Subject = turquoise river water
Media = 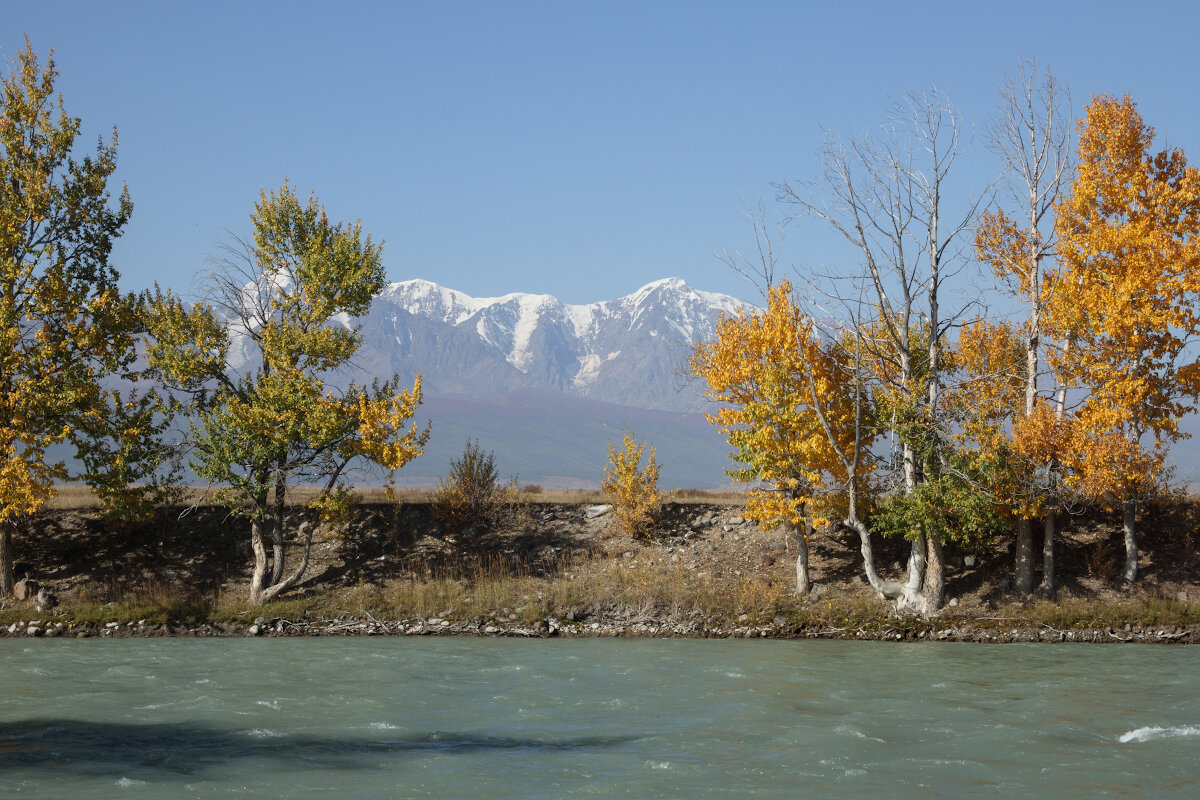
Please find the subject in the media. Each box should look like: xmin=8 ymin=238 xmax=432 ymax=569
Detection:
xmin=0 ymin=638 xmax=1197 ymax=798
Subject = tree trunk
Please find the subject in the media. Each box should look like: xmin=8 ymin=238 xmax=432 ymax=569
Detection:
xmin=793 ymin=522 xmax=810 ymax=596
xmin=0 ymin=521 xmax=15 ymax=597
xmin=270 ymin=475 xmax=287 ymax=586
xmin=1015 ymin=517 xmax=1034 ymax=595
xmin=1122 ymin=499 xmax=1138 ymax=583
xmin=249 ymin=517 xmax=271 ymax=605
xmin=905 ymin=534 xmax=926 ymax=596
xmin=258 ymin=522 xmax=316 ymax=604
xmin=1040 ymin=514 xmax=1056 ymax=597
xmin=921 ymin=534 xmax=945 ymax=610
xmin=847 ymin=517 xmax=926 ymax=613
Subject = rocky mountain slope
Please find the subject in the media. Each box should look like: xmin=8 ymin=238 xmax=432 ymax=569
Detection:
xmin=327 ymin=277 xmax=747 ymax=413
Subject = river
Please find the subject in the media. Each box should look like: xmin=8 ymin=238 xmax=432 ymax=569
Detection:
xmin=1 ymin=638 xmax=1197 ymax=798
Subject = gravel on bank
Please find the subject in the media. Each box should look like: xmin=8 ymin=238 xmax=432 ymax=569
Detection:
xmin=3 ymin=614 xmax=1196 ymax=644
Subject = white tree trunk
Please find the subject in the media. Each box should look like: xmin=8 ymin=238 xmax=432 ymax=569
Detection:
xmin=847 ymin=518 xmax=929 ymax=615
xmin=1122 ymin=499 xmax=1138 ymax=583
xmin=249 ymin=517 xmax=271 ymax=605
xmin=793 ymin=523 xmax=810 ymax=596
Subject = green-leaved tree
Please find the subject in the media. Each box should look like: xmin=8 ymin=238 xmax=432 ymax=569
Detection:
xmin=145 ymin=183 xmax=429 ymax=604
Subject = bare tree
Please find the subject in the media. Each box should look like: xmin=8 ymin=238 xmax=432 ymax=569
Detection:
xmin=979 ymin=58 xmax=1073 ymax=595
xmin=776 ymin=88 xmax=986 ymax=613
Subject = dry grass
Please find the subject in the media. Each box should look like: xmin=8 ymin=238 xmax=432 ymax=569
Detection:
xmin=44 ymin=485 xmax=215 ymax=510
xmin=8 ymin=554 xmax=1200 ymax=634
xmin=41 ymin=484 xmax=746 ymax=510
xmin=974 ymin=592 xmax=1200 ymax=631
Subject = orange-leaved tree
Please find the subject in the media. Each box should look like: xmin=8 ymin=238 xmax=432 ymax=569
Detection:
xmin=1048 ymin=94 xmax=1200 ymax=582
xmin=690 ymin=280 xmax=867 ymax=594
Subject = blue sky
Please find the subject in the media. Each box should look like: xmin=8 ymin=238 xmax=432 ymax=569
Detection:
xmin=6 ymin=1 xmax=1200 ymax=304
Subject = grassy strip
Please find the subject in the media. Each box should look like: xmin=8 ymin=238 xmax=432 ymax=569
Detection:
xmin=5 ymin=553 xmax=1198 ymax=634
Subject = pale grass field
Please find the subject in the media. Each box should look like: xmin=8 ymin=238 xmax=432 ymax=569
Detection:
xmin=43 ymin=484 xmax=745 ymax=510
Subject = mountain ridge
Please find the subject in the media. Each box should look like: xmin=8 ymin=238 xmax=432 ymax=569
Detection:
xmin=334 ymin=276 xmax=750 ymax=412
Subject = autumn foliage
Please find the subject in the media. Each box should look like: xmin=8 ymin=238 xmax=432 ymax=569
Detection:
xmin=602 ymin=430 xmax=671 ymax=540
xmin=690 ymin=280 xmax=864 ymax=532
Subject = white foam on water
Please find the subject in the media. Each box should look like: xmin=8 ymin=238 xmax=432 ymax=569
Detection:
xmin=370 ymin=721 xmax=400 ymax=730
xmin=725 ymin=671 xmax=745 ymax=679
xmin=243 ymin=728 xmax=285 ymax=738
xmin=116 ymin=777 xmax=147 ymax=787
xmin=646 ymin=761 xmax=671 ymax=770
xmin=255 ymin=699 xmax=281 ymax=710
xmin=835 ymin=724 xmax=885 ymax=743
xmin=1119 ymin=725 xmax=1200 ymax=743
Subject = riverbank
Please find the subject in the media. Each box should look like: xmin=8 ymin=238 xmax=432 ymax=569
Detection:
xmin=2 ymin=497 xmax=1199 ymax=642
xmin=5 ymin=612 xmax=1198 ymax=643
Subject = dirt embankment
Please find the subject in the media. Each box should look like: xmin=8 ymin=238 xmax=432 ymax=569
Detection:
xmin=2 ymin=499 xmax=1199 ymax=642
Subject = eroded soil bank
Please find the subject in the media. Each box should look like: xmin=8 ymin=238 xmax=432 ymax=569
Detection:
xmin=2 ymin=499 xmax=1199 ymax=642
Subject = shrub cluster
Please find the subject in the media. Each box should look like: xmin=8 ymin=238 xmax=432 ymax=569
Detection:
xmin=430 ymin=440 xmax=521 ymax=539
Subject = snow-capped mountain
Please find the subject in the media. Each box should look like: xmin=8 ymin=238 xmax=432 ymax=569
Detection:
xmin=340 ymin=277 xmax=749 ymax=412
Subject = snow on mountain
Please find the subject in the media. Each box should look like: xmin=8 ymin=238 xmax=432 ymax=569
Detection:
xmin=342 ymin=277 xmax=750 ymax=411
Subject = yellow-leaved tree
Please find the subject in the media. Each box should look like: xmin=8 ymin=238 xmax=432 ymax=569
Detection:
xmin=144 ymin=183 xmax=429 ymax=604
xmin=690 ymin=280 xmax=865 ymax=594
xmin=601 ymin=430 xmax=669 ymax=541
xmin=0 ymin=40 xmax=135 ymax=595
xmin=1048 ymin=94 xmax=1200 ymax=582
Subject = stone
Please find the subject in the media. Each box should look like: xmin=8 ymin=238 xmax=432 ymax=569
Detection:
xmin=773 ymin=615 xmax=787 ymax=627
xmin=26 ymin=626 xmax=43 ymax=637
xmin=728 ymin=516 xmax=744 ymax=525
xmin=584 ymin=505 xmax=612 ymax=519
xmin=623 ymin=551 xmax=634 ymax=559
xmin=483 ymin=625 xmax=500 ymax=634
xmin=809 ymin=585 xmax=822 ymax=601
xmin=254 ymin=616 xmax=267 ymax=626
xmin=13 ymin=578 xmax=39 ymax=602
xmin=1178 ymin=590 xmax=1189 ymax=602
xmin=35 ymin=589 xmax=57 ymax=612
xmin=963 ymin=555 xmax=977 ymax=568
xmin=948 ymin=597 xmax=959 ymax=607
xmin=247 ymin=625 xmax=262 ymax=636
xmin=565 ymin=610 xmax=576 ymax=621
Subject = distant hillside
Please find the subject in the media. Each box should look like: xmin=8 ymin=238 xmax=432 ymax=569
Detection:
xmin=398 ymin=390 xmax=739 ymax=490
